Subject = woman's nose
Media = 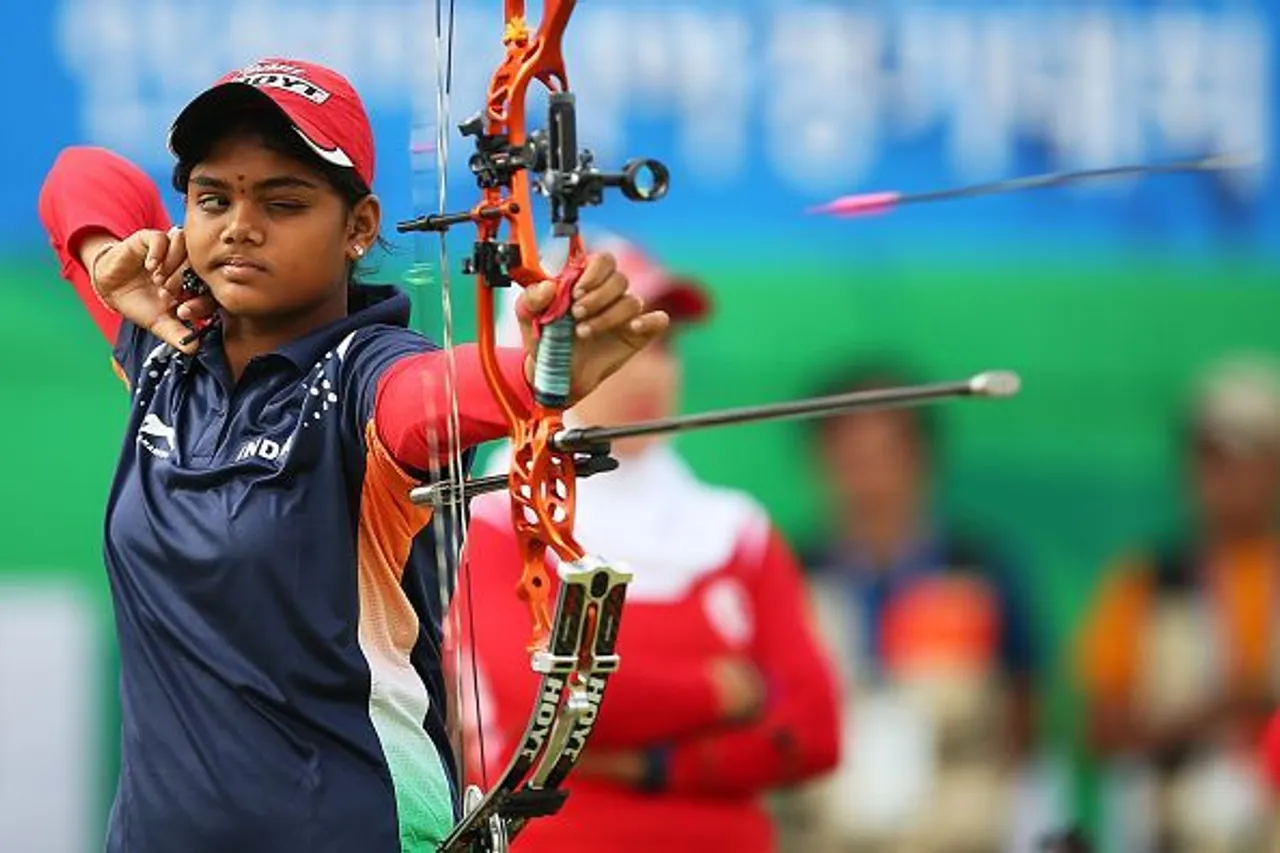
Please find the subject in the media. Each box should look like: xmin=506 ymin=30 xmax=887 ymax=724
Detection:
xmin=222 ymin=201 xmax=265 ymax=245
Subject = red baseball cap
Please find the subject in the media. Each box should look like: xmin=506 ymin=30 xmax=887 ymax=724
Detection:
xmin=495 ymin=230 xmax=712 ymax=347
xmin=539 ymin=229 xmax=712 ymax=323
xmin=168 ymin=58 xmax=375 ymax=188
xmin=597 ymin=234 xmax=712 ymax=324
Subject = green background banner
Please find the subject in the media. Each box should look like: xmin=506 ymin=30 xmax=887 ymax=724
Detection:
xmin=4 ymin=251 xmax=1278 ymax=844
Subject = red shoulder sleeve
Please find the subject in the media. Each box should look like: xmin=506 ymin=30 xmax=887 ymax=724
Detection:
xmin=37 ymin=146 xmax=173 ymax=342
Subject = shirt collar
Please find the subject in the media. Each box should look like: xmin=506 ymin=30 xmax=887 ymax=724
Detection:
xmin=274 ymin=284 xmax=412 ymax=369
xmin=182 ymin=284 xmax=414 ymax=382
xmin=180 ymin=283 xmax=411 ymax=374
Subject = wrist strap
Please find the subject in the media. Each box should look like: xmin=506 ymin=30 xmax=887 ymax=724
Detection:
xmin=639 ymin=747 xmax=670 ymax=794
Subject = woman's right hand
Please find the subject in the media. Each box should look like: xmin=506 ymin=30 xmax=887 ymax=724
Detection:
xmin=81 ymin=228 xmax=218 ymax=354
xmin=710 ymin=656 xmax=767 ymax=724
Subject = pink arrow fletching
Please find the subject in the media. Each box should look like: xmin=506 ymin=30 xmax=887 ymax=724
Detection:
xmin=808 ymin=190 xmax=902 ymax=218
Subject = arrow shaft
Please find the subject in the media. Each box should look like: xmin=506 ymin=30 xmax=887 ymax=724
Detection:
xmin=812 ymin=152 xmax=1251 ymax=218
xmin=894 ymin=156 xmax=1229 ymax=207
xmin=553 ymin=373 xmax=1012 ymax=451
xmin=410 ymin=372 xmax=1018 ymax=507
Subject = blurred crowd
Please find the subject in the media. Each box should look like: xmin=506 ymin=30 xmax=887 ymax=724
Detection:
xmin=460 ymin=232 xmax=1280 ymax=853
xmin=783 ymin=348 xmax=1280 ymax=853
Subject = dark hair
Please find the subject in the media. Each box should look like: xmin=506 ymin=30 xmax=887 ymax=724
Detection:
xmin=807 ymin=358 xmax=939 ymax=457
xmin=170 ymin=101 xmax=389 ymax=284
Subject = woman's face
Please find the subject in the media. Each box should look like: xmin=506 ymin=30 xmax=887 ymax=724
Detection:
xmin=1190 ymin=435 xmax=1280 ymax=537
xmin=183 ymin=133 xmax=377 ymax=323
xmin=820 ymin=410 xmax=924 ymax=520
xmin=571 ymin=330 xmax=681 ymax=457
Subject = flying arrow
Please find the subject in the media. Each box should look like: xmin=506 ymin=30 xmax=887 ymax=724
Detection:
xmin=808 ymin=151 xmax=1258 ymax=218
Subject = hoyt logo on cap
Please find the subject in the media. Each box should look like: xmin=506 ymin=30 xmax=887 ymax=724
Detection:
xmin=169 ymin=57 xmax=376 ymax=188
xmin=227 ymin=61 xmax=334 ymax=105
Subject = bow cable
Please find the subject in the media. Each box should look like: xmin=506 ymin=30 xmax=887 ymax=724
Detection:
xmin=406 ymin=0 xmax=487 ymax=795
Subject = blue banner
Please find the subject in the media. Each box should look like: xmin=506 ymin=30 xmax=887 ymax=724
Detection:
xmin=4 ymin=0 xmax=1277 ymax=259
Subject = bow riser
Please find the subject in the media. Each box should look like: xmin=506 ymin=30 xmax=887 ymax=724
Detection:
xmin=465 ymin=1 xmax=591 ymax=652
xmin=508 ymin=418 xmax=587 ymax=650
xmin=484 ymin=2 xmax=578 ymax=289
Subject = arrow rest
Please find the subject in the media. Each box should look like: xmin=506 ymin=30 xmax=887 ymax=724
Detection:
xmin=409 ymin=444 xmax=618 ymax=509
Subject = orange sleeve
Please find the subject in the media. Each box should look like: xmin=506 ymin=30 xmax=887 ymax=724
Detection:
xmin=1074 ymin=556 xmax=1152 ymax=702
xmin=1213 ymin=545 xmax=1276 ymax=690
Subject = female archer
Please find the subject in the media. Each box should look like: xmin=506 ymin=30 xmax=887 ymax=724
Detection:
xmin=36 ymin=57 xmax=666 ymax=853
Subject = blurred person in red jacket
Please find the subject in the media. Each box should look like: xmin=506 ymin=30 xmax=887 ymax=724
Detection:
xmin=447 ymin=231 xmax=841 ymax=853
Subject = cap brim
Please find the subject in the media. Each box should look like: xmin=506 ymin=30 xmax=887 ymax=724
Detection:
xmin=168 ymin=82 xmax=354 ymax=171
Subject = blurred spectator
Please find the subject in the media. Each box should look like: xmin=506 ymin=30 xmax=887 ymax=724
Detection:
xmin=447 ymin=232 xmax=841 ymax=853
xmin=783 ymin=363 xmax=1046 ymax=853
xmin=1075 ymin=354 xmax=1280 ymax=853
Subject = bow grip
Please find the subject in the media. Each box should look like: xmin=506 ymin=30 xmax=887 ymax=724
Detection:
xmin=530 ymin=255 xmax=586 ymax=408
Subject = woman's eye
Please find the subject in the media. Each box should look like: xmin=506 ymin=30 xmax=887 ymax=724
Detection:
xmin=267 ymin=200 xmax=307 ymax=212
xmin=196 ymin=195 xmax=228 ymax=212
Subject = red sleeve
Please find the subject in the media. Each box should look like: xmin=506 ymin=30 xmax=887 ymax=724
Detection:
xmin=373 ymin=344 xmax=534 ymax=470
xmin=1262 ymin=710 xmax=1280 ymax=791
xmin=662 ymin=526 xmax=842 ymax=796
xmin=37 ymin=146 xmax=173 ymax=342
xmin=579 ymin=657 xmax=723 ymax=749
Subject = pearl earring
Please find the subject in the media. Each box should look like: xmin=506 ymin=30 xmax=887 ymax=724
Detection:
xmin=353 ymin=244 xmax=365 ymax=258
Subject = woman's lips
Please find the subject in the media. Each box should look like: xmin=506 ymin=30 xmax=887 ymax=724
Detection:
xmin=215 ymin=258 xmax=267 ymax=283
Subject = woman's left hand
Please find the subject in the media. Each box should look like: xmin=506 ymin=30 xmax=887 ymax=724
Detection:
xmin=574 ymin=749 xmax=647 ymax=786
xmin=515 ymin=252 xmax=670 ymax=402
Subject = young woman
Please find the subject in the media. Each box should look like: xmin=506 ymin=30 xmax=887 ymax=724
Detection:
xmin=450 ymin=233 xmax=841 ymax=853
xmin=37 ymin=58 xmax=667 ymax=853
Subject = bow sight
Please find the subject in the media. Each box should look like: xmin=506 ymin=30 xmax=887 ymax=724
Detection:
xmin=396 ymin=92 xmax=670 ymax=288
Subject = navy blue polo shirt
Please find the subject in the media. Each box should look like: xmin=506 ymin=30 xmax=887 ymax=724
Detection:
xmin=103 ymin=284 xmax=462 ymax=853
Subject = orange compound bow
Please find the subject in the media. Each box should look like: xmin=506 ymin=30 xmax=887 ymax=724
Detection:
xmin=397 ymin=3 xmax=668 ymax=850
